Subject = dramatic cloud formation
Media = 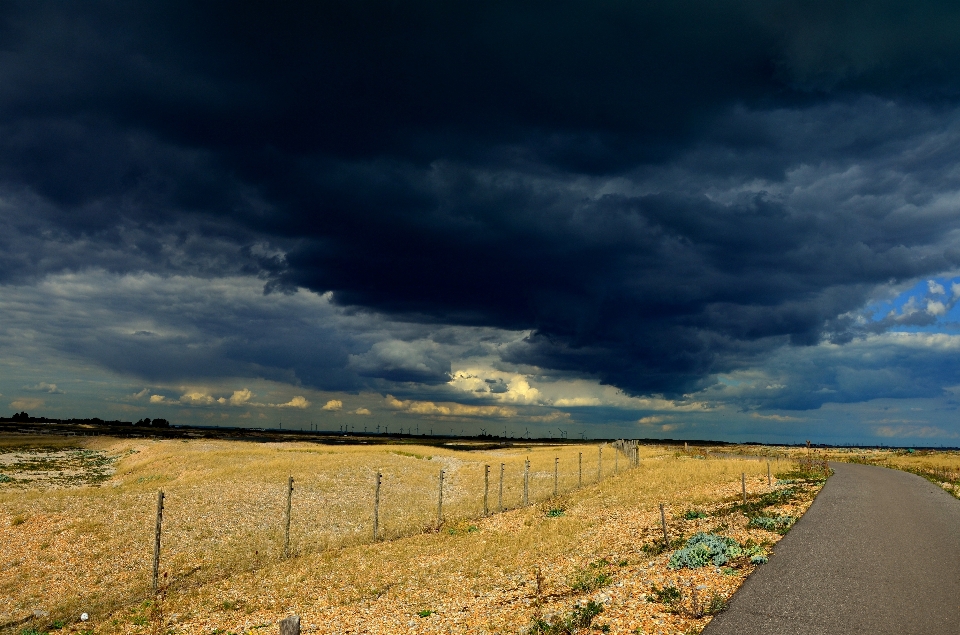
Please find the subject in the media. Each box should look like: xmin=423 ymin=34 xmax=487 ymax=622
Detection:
xmin=5 ymin=1 xmax=960 ymax=443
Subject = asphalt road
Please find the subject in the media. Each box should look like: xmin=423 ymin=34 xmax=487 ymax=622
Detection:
xmin=703 ymin=462 xmax=960 ymax=634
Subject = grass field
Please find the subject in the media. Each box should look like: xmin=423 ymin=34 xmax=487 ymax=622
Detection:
xmin=1 ymin=435 xmax=826 ymax=634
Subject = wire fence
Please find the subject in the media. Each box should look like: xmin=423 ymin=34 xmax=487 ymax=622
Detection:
xmin=149 ymin=441 xmax=641 ymax=591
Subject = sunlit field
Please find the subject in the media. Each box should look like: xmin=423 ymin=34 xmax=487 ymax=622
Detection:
xmin=713 ymin=443 xmax=960 ymax=498
xmin=1 ymin=435 xmax=825 ymax=634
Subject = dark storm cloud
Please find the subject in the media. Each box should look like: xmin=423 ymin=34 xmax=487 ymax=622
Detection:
xmin=5 ymin=1 xmax=960 ymax=402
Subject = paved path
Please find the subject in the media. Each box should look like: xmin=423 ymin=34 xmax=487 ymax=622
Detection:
xmin=703 ymin=462 xmax=960 ymax=634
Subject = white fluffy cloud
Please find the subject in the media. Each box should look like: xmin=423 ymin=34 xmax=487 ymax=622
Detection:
xmin=276 ymin=396 xmax=310 ymax=409
xmin=385 ymin=394 xmax=516 ymax=418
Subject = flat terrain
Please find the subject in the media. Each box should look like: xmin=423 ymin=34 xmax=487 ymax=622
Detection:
xmin=705 ymin=462 xmax=960 ymax=634
xmin=0 ymin=435 xmax=823 ymax=634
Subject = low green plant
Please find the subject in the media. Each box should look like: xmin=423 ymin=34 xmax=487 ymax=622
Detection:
xmin=646 ymin=584 xmax=727 ymax=618
xmin=568 ymin=559 xmax=612 ymax=592
xmin=705 ymin=593 xmax=728 ymax=615
xmin=748 ymin=515 xmax=794 ymax=532
xmin=527 ymin=600 xmax=604 ymax=634
xmin=683 ymin=509 xmax=707 ymax=519
xmin=736 ymin=487 xmax=796 ymax=516
xmin=645 ymin=584 xmax=681 ymax=606
xmin=641 ymin=535 xmax=685 ymax=556
xmin=417 ymin=609 xmax=434 ymax=617
xmin=446 ymin=524 xmax=479 ymax=535
xmin=546 ymin=508 xmax=566 ymax=517
xmin=668 ymin=533 xmax=742 ymax=569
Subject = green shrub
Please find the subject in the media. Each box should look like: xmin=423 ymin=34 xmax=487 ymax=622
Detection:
xmin=527 ymin=600 xmax=603 ymax=634
xmin=546 ymin=508 xmax=566 ymax=517
xmin=748 ymin=515 xmax=794 ymax=532
xmin=568 ymin=559 xmax=612 ymax=592
xmin=683 ymin=509 xmax=707 ymax=519
xmin=669 ymin=533 xmax=742 ymax=569
xmin=645 ymin=584 xmax=681 ymax=605
xmin=706 ymin=593 xmax=728 ymax=614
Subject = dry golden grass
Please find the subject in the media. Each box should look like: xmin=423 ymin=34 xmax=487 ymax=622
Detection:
xmin=0 ymin=437 xmax=820 ymax=634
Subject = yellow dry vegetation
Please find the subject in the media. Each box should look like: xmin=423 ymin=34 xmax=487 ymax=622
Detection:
xmin=0 ymin=436 xmax=817 ymax=634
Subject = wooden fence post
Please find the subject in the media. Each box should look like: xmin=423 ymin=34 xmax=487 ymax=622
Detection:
xmin=615 ymin=445 xmax=619 ymax=473
xmin=578 ymin=452 xmax=582 ymax=487
xmin=523 ymin=459 xmax=530 ymax=506
xmin=554 ymin=457 xmax=559 ymax=497
xmin=284 ymin=476 xmax=294 ymax=558
xmin=152 ymin=490 xmax=164 ymax=592
xmin=660 ymin=502 xmax=668 ymax=545
xmin=279 ymin=615 xmax=300 ymax=635
xmin=598 ymin=445 xmax=602 ymax=482
xmin=373 ymin=471 xmax=381 ymax=541
xmin=767 ymin=461 xmax=772 ymax=487
xmin=499 ymin=463 xmax=504 ymax=512
xmin=741 ymin=472 xmax=747 ymax=505
xmin=484 ymin=464 xmax=490 ymax=516
xmin=437 ymin=469 xmax=445 ymax=527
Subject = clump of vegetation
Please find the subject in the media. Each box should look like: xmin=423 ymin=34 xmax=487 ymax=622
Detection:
xmin=546 ymin=508 xmax=566 ymax=517
xmin=735 ymin=486 xmax=796 ymax=517
xmin=527 ymin=600 xmax=604 ymax=634
xmin=683 ymin=509 xmax=707 ymax=519
xmin=646 ymin=584 xmax=681 ymax=605
xmin=748 ymin=515 xmax=794 ymax=532
xmin=645 ymin=584 xmax=727 ymax=618
xmin=669 ymin=533 xmax=741 ymax=569
xmin=417 ymin=609 xmax=434 ymax=617
xmin=568 ymin=559 xmax=612 ymax=592
xmin=785 ymin=455 xmax=831 ymax=481
xmin=446 ymin=521 xmax=480 ymax=535
xmin=389 ymin=450 xmax=431 ymax=460
xmin=641 ymin=535 xmax=685 ymax=556
xmin=668 ymin=533 xmax=767 ymax=569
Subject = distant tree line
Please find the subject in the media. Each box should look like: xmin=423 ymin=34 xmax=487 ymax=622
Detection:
xmin=6 ymin=412 xmax=170 ymax=427
xmin=135 ymin=417 xmax=170 ymax=428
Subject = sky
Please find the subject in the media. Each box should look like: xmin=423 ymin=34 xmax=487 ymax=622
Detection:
xmin=5 ymin=2 xmax=960 ymax=445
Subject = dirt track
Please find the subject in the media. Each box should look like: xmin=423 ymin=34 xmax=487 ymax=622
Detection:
xmin=704 ymin=462 xmax=960 ymax=634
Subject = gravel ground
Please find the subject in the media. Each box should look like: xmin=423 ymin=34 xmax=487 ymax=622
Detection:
xmin=0 ymin=438 xmax=825 ymax=635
